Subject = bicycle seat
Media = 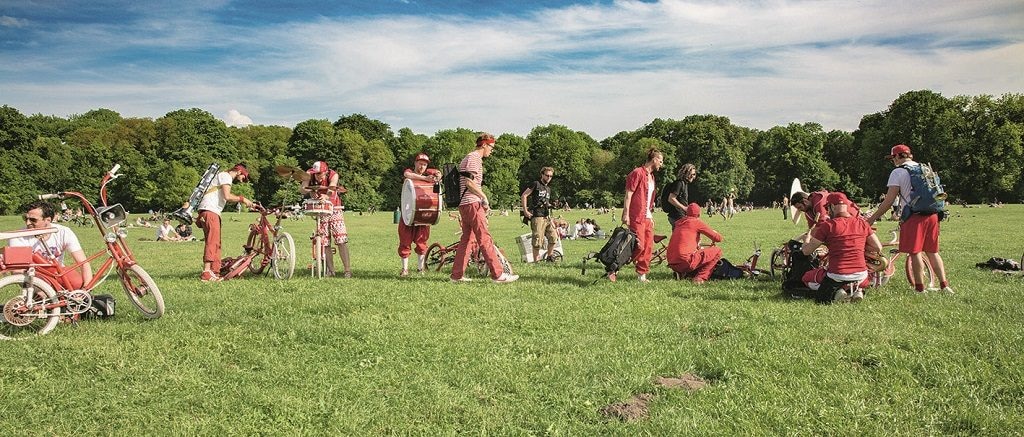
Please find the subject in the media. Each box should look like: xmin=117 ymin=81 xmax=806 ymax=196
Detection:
xmin=653 ymin=234 xmax=667 ymax=244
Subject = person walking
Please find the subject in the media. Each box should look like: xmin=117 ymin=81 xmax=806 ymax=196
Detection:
xmin=616 ymin=148 xmax=663 ymax=282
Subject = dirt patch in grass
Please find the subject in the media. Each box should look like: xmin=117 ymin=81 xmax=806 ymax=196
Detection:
xmin=655 ymin=373 xmax=708 ymax=391
xmin=599 ymin=393 xmax=654 ymax=422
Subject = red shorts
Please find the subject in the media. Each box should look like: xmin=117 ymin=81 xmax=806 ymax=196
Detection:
xmin=899 ymin=213 xmax=940 ymax=254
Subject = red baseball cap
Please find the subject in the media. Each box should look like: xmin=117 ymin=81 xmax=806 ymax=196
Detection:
xmin=686 ymin=203 xmax=701 ymax=217
xmin=414 ymin=153 xmax=430 ymax=163
xmin=887 ymin=144 xmax=911 ymax=158
xmin=826 ymin=192 xmax=851 ymax=206
xmin=307 ymin=161 xmax=329 ymax=174
xmin=232 ymin=164 xmax=249 ymax=181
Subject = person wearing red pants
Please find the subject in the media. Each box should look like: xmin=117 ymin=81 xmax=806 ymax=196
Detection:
xmin=617 ymin=148 xmax=663 ymax=282
xmin=196 ymin=163 xmax=253 ymax=282
xmin=667 ymin=203 xmax=723 ymax=284
xmin=449 ymin=132 xmax=519 ymax=284
xmin=398 ymin=153 xmax=441 ymax=276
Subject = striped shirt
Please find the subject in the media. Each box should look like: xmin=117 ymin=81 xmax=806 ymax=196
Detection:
xmin=458 ymin=151 xmax=484 ymax=206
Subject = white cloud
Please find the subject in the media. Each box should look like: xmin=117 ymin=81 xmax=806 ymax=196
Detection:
xmin=2 ymin=0 xmax=1022 ymax=139
xmin=0 ymin=15 xmax=28 ymax=28
xmin=224 ymin=109 xmax=253 ymax=127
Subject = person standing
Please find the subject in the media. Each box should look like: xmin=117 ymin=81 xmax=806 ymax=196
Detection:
xmin=866 ymin=144 xmax=952 ymax=294
xmin=663 ymin=163 xmax=697 ymax=229
xmin=667 ymin=203 xmax=722 ymax=284
xmin=782 ymin=194 xmax=790 ymax=220
xmin=617 ymin=148 xmax=663 ymax=283
xmin=197 ymin=163 xmax=254 ymax=282
xmin=802 ymin=192 xmax=883 ymax=303
xmin=398 ymin=153 xmax=441 ymax=276
xmin=450 ymin=132 xmax=518 ymax=284
xmin=10 ymin=200 xmax=92 ymax=289
xmin=302 ymin=161 xmax=352 ymax=278
xmin=520 ymin=167 xmax=558 ymax=263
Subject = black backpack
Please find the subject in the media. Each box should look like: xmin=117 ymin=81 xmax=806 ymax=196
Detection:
xmin=441 ymin=163 xmax=472 ymax=208
xmin=711 ymin=258 xmax=745 ymax=280
xmin=660 ymin=180 xmax=679 ymax=214
xmin=82 ymin=294 xmax=116 ymax=319
xmin=582 ymin=226 xmax=638 ymax=276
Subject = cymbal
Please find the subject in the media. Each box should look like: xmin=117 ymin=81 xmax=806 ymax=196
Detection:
xmin=274 ymin=165 xmax=310 ymax=182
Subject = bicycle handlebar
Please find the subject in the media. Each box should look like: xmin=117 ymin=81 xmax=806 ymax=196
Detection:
xmin=38 ymin=193 xmax=64 ymax=200
xmin=108 ymin=164 xmax=121 ymax=176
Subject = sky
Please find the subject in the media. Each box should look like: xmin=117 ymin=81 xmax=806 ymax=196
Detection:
xmin=1 ymin=0 xmax=1022 ymax=140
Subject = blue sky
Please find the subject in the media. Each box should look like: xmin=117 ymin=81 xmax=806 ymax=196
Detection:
xmin=1 ymin=0 xmax=1022 ymax=139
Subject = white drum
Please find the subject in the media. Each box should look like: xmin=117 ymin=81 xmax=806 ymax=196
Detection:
xmin=302 ymin=199 xmax=334 ymax=216
xmin=400 ymin=179 xmax=441 ymax=226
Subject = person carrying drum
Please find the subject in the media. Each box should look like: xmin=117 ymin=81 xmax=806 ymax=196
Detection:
xmin=398 ymin=153 xmax=441 ymax=276
xmin=520 ymin=166 xmax=557 ymax=263
xmin=301 ymin=161 xmax=352 ymax=278
xmin=449 ymin=132 xmax=518 ymax=284
xmin=197 ymin=163 xmax=254 ymax=282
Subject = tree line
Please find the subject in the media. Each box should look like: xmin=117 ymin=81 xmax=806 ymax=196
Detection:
xmin=1 ymin=90 xmax=1021 ymax=215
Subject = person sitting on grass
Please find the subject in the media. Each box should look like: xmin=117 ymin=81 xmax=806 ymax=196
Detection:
xmin=667 ymin=203 xmax=723 ymax=284
xmin=155 ymin=218 xmax=181 ymax=241
xmin=800 ymin=192 xmax=883 ymax=304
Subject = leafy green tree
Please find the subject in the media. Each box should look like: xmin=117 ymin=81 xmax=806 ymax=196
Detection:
xmin=380 ymin=128 xmax=430 ymax=210
xmin=155 ymin=108 xmax=236 ymax=169
xmin=748 ymin=123 xmax=841 ymax=205
xmin=485 ymin=133 xmax=529 ymax=209
xmin=287 ymin=119 xmax=335 ymax=169
xmin=522 ymin=125 xmax=600 ymax=205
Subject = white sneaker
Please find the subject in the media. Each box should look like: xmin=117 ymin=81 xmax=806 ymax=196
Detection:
xmin=940 ymin=286 xmax=955 ymax=294
xmin=492 ymin=273 xmax=519 ymax=284
xmin=851 ymin=289 xmax=865 ymax=302
xmin=833 ymin=289 xmax=850 ymax=303
xmin=450 ymin=277 xmax=473 ymax=283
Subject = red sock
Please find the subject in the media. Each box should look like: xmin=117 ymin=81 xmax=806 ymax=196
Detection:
xmin=915 ymin=283 xmax=925 ymax=292
xmin=940 ymin=281 xmax=949 ymax=289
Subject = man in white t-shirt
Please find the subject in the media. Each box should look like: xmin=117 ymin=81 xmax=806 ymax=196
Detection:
xmin=197 ymin=163 xmax=254 ymax=282
xmin=9 ymin=201 xmax=92 ymax=289
xmin=156 ymin=219 xmax=180 ymax=241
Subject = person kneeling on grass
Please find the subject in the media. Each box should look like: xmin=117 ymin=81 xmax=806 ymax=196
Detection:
xmin=667 ymin=203 xmax=723 ymax=284
xmin=799 ymin=192 xmax=883 ymax=304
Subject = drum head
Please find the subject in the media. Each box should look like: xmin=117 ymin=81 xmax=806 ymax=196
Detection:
xmin=400 ymin=179 xmax=416 ymax=226
xmin=789 ymin=178 xmax=803 ymax=225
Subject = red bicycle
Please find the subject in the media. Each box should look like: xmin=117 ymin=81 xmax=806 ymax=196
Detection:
xmin=0 ymin=164 xmax=164 ymax=340
xmin=218 ymin=204 xmax=296 ymax=280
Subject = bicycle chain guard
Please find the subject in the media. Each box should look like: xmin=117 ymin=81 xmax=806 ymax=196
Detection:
xmin=63 ymin=290 xmax=93 ymax=315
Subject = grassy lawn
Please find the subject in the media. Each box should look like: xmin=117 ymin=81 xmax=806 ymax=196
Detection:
xmin=1 ymin=205 xmax=1022 ymax=434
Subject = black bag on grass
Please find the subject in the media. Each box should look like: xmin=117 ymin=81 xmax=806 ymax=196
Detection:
xmin=782 ymin=239 xmax=820 ymax=291
xmin=711 ymin=258 xmax=745 ymax=280
xmin=582 ymin=226 xmax=637 ymax=276
xmin=83 ymin=294 xmax=116 ymax=319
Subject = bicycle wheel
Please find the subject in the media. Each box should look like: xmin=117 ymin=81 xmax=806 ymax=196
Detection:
xmin=120 ymin=264 xmax=165 ymax=319
xmin=426 ymin=243 xmax=447 ymax=272
xmin=0 ymin=275 xmax=60 ymax=340
xmin=904 ymin=255 xmax=936 ymax=288
xmin=271 ymin=232 xmax=296 ymax=280
xmin=246 ymin=229 xmax=268 ymax=275
xmin=770 ymin=248 xmax=788 ymax=279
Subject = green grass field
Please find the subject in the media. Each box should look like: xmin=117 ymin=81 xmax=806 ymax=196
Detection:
xmin=2 ymin=205 xmax=1022 ymax=435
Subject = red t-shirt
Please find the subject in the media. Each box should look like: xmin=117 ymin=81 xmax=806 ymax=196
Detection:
xmin=625 ymin=166 xmax=654 ymax=224
xmin=811 ymin=216 xmax=873 ymax=274
xmin=805 ymin=191 xmax=862 ymax=229
xmin=667 ymin=217 xmax=722 ymax=265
